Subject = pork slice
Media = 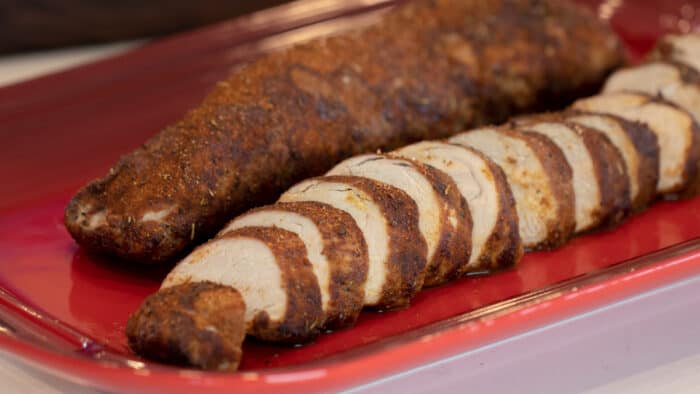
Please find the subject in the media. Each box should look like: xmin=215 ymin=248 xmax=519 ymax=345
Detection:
xmin=566 ymin=113 xmax=660 ymax=211
xmin=162 ymin=226 xmax=323 ymax=343
xmin=394 ymin=141 xmax=521 ymax=272
xmin=516 ymin=120 xmax=630 ymax=232
xmin=279 ymin=176 xmax=427 ymax=309
xmin=566 ymin=121 xmax=631 ymax=226
xmin=222 ymin=201 xmax=368 ymax=328
xmin=327 ymin=154 xmax=472 ymax=286
xmin=572 ymin=92 xmax=700 ymax=195
xmin=652 ymin=33 xmax=700 ymax=73
xmin=450 ymin=128 xmax=575 ymax=248
xmin=603 ymin=62 xmax=700 ymax=122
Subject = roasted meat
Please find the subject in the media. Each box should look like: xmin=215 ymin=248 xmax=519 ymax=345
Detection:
xmin=65 ymin=0 xmax=623 ymax=264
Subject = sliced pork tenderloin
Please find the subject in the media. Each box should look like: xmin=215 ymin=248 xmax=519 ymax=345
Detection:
xmin=162 ymin=226 xmax=323 ymax=343
xmin=279 ymin=176 xmax=427 ymax=309
xmin=572 ymin=92 xmax=700 ymax=196
xmin=393 ymin=142 xmax=522 ymax=272
xmin=512 ymin=119 xmax=630 ymax=231
xmin=603 ymin=62 xmax=700 ymax=121
xmin=450 ymin=128 xmax=575 ymax=248
xmin=565 ymin=121 xmax=631 ymax=226
xmin=326 ymin=154 xmax=472 ymax=286
xmin=651 ymin=33 xmax=700 ymax=73
xmin=565 ymin=113 xmax=660 ymax=211
xmin=221 ymin=202 xmax=368 ymax=328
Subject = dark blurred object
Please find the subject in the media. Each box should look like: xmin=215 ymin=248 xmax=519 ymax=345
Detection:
xmin=0 ymin=0 xmax=292 ymax=54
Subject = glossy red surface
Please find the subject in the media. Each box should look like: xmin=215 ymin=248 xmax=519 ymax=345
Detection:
xmin=2 ymin=0 xmax=700 ymax=392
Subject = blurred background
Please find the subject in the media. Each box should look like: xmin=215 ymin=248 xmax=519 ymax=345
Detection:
xmin=0 ymin=1 xmax=291 ymax=54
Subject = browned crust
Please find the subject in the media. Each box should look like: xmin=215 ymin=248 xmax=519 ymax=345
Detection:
xmin=569 ymin=122 xmax=631 ymax=228
xmin=650 ymin=39 xmax=700 ymax=80
xmin=126 ymin=281 xmax=246 ymax=372
xmin=221 ymin=227 xmax=324 ymax=343
xmin=516 ymin=114 xmax=631 ymax=228
xmin=501 ymin=126 xmax=576 ymax=249
xmin=565 ymin=111 xmax=660 ymax=211
xmin=657 ymin=99 xmax=700 ymax=199
xmin=321 ymin=175 xmax=428 ymax=309
xmin=612 ymin=117 xmax=661 ymax=208
xmin=633 ymin=63 xmax=700 ymax=198
xmin=645 ymin=96 xmax=700 ymax=197
xmin=602 ymin=61 xmax=700 ymax=199
xmin=650 ymin=36 xmax=682 ymax=62
xmin=268 ymin=201 xmax=368 ymax=329
xmin=608 ymin=43 xmax=700 ymax=198
xmin=570 ymin=93 xmax=699 ymax=196
xmin=393 ymin=156 xmax=473 ymax=286
xmin=64 ymin=0 xmax=624 ymax=264
xmin=455 ymin=145 xmax=523 ymax=272
xmin=680 ymin=124 xmax=700 ymax=198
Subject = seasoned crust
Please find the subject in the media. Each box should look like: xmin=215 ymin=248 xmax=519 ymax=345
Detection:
xmin=566 ymin=111 xmax=660 ymax=211
xmin=499 ymin=127 xmax=576 ymax=249
xmin=610 ymin=117 xmax=661 ymax=209
xmin=392 ymin=142 xmax=522 ymax=272
xmin=400 ymin=158 xmax=473 ymax=285
xmin=64 ymin=0 xmax=624 ymax=264
xmin=571 ymin=93 xmax=698 ymax=195
xmin=319 ymin=175 xmax=428 ymax=309
xmin=64 ymin=176 xmax=185 ymax=264
xmin=650 ymin=35 xmax=700 ymax=74
xmin=126 ymin=282 xmax=246 ymax=372
xmin=568 ymin=122 xmax=631 ymax=227
xmin=262 ymin=201 xmax=369 ymax=329
xmin=328 ymin=153 xmax=472 ymax=286
xmin=514 ymin=114 xmax=631 ymax=229
xmin=670 ymin=105 xmax=700 ymax=199
xmin=643 ymin=97 xmax=700 ymax=197
xmin=220 ymin=227 xmax=324 ymax=343
xmin=463 ymin=146 xmax=523 ymax=271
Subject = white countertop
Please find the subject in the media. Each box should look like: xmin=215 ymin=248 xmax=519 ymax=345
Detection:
xmin=1 ymin=44 xmax=699 ymax=394
xmin=0 ymin=42 xmax=141 ymax=88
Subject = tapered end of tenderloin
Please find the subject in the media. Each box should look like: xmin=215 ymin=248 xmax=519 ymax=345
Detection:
xmin=126 ymin=282 xmax=246 ymax=372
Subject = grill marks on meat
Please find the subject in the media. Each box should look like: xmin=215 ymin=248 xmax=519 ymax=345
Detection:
xmin=449 ymin=128 xmax=574 ymax=249
xmin=64 ymin=0 xmax=624 ymax=264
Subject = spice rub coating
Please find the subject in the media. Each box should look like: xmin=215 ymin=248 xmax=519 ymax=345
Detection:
xmin=223 ymin=201 xmax=369 ymax=328
xmin=565 ymin=112 xmax=660 ymax=211
xmin=452 ymin=127 xmax=576 ymax=250
xmin=64 ymin=0 xmax=624 ymax=264
xmin=126 ymin=282 xmax=246 ymax=372
xmin=162 ymin=227 xmax=324 ymax=343
xmin=280 ymin=175 xmax=428 ymax=309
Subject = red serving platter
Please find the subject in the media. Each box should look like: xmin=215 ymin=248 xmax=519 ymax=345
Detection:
xmin=2 ymin=0 xmax=700 ymax=392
